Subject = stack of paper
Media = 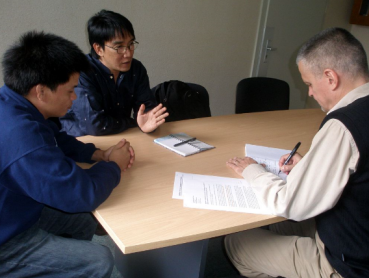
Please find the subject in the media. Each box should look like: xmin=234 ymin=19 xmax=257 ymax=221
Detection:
xmin=173 ymin=172 xmax=272 ymax=215
xmin=172 ymin=144 xmax=291 ymax=214
xmin=245 ymin=144 xmax=290 ymax=180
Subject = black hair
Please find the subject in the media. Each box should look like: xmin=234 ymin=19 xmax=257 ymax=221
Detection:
xmin=296 ymin=27 xmax=369 ymax=78
xmin=2 ymin=31 xmax=90 ymax=96
xmin=88 ymin=9 xmax=135 ymax=59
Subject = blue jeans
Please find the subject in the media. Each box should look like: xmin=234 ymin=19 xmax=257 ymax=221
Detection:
xmin=0 ymin=207 xmax=114 ymax=278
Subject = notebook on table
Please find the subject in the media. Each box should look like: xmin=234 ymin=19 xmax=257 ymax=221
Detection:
xmin=154 ymin=133 xmax=214 ymax=157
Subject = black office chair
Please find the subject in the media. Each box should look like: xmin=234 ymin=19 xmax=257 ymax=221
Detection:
xmin=151 ymin=81 xmax=211 ymax=122
xmin=235 ymin=77 xmax=290 ymax=114
xmin=186 ymin=82 xmax=211 ymax=116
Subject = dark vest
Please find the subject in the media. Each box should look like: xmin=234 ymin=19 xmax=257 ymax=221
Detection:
xmin=317 ymin=95 xmax=369 ymax=278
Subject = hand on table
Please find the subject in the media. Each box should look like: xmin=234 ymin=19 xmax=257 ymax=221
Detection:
xmin=226 ymin=157 xmax=258 ymax=177
xmin=108 ymin=139 xmax=135 ymax=172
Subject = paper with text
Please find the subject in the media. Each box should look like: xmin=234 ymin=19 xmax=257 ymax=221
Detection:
xmin=245 ymin=144 xmax=290 ymax=180
xmin=173 ymin=172 xmax=272 ymax=215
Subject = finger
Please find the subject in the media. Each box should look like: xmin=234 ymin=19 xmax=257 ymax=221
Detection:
xmin=226 ymin=161 xmax=237 ymax=168
xmin=154 ymin=119 xmax=166 ymax=127
xmin=129 ymin=148 xmax=135 ymax=163
xmin=151 ymin=103 xmax=163 ymax=113
xmin=124 ymin=141 xmax=130 ymax=149
xmin=281 ymin=164 xmax=293 ymax=172
xmin=137 ymin=104 xmax=145 ymax=115
xmin=150 ymin=107 xmax=167 ymax=119
xmin=278 ymin=154 xmax=289 ymax=167
xmin=129 ymin=146 xmax=135 ymax=157
xmin=114 ymin=139 xmax=126 ymax=149
xmin=155 ymin=113 xmax=169 ymax=122
xmin=227 ymin=157 xmax=237 ymax=164
xmin=154 ymin=106 xmax=167 ymax=115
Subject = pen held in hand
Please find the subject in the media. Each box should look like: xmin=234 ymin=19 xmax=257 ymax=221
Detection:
xmin=174 ymin=137 xmax=196 ymax=147
xmin=278 ymin=142 xmax=301 ymax=175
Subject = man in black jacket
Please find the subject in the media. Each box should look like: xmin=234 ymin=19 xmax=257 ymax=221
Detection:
xmin=61 ymin=10 xmax=168 ymax=136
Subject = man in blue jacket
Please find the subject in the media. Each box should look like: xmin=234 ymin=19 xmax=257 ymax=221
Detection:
xmin=60 ymin=10 xmax=168 ymax=136
xmin=0 ymin=31 xmax=134 ymax=277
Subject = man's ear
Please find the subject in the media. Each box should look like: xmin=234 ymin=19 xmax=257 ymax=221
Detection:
xmin=323 ymin=69 xmax=339 ymax=90
xmin=93 ymin=43 xmax=104 ymax=58
xmin=35 ymin=84 xmax=45 ymax=101
xmin=35 ymin=84 xmax=50 ymax=102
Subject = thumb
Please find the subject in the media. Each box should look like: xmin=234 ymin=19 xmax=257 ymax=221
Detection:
xmin=281 ymin=164 xmax=293 ymax=173
xmin=114 ymin=139 xmax=126 ymax=149
xmin=138 ymin=104 xmax=145 ymax=115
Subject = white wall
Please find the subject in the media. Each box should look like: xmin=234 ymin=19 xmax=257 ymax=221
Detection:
xmin=0 ymin=0 xmax=262 ymax=116
xmin=351 ymin=25 xmax=369 ymax=58
xmin=306 ymin=0 xmax=367 ymax=109
xmin=1 ymin=0 xmax=365 ymax=114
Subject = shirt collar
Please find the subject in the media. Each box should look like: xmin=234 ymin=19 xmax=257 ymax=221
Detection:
xmin=90 ymin=55 xmax=126 ymax=80
xmin=328 ymin=82 xmax=369 ymax=114
xmin=1 ymin=85 xmax=45 ymax=121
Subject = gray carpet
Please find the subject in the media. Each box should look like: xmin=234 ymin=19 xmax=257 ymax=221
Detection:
xmin=204 ymin=236 xmax=242 ymax=278
xmin=92 ymin=235 xmax=242 ymax=278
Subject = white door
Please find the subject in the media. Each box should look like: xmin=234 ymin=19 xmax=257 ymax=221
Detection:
xmin=252 ymin=0 xmax=328 ymax=109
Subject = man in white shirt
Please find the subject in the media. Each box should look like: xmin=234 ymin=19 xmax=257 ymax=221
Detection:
xmin=225 ymin=28 xmax=369 ymax=278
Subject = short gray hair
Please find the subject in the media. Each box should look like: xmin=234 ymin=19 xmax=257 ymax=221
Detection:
xmin=296 ymin=28 xmax=369 ymax=79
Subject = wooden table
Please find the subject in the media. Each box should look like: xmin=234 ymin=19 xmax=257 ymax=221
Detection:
xmin=78 ymin=109 xmax=325 ymax=277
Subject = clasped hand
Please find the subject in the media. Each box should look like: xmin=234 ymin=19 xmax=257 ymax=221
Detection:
xmin=93 ymin=139 xmax=135 ymax=172
xmin=137 ymin=103 xmax=169 ymax=133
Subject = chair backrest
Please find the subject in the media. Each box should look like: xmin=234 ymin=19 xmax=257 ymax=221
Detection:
xmin=235 ymin=77 xmax=290 ymax=114
xmin=152 ymin=81 xmax=211 ymax=122
xmin=186 ymin=82 xmax=211 ymax=116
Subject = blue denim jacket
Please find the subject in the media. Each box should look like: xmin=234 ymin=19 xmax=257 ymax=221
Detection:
xmin=60 ymin=55 xmax=157 ymax=136
xmin=0 ymin=85 xmax=121 ymax=246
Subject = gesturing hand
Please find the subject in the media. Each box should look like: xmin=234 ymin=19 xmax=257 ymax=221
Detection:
xmin=137 ymin=103 xmax=169 ymax=133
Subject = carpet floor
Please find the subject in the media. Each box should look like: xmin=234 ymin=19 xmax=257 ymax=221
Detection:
xmin=92 ymin=235 xmax=243 ymax=278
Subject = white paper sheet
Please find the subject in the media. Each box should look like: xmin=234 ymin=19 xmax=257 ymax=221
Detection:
xmin=245 ymin=144 xmax=290 ymax=180
xmin=173 ymin=172 xmax=272 ymax=215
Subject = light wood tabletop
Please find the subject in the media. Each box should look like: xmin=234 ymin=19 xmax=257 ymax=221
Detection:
xmin=78 ymin=109 xmax=325 ymax=254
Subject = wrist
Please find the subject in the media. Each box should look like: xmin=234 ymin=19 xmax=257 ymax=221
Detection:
xmin=91 ymin=149 xmax=105 ymax=162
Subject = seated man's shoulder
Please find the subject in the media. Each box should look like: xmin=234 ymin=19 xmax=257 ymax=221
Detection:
xmin=130 ymin=59 xmax=148 ymax=78
xmin=2 ymin=112 xmax=56 ymax=160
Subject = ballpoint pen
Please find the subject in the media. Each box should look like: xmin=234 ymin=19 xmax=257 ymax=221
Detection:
xmin=278 ymin=142 xmax=301 ymax=175
xmin=174 ymin=137 xmax=196 ymax=147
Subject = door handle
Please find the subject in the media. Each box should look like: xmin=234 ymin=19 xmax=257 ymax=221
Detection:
xmin=263 ymin=40 xmax=277 ymax=63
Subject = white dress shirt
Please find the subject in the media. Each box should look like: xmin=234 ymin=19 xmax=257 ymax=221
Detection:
xmin=242 ymin=82 xmax=369 ymax=221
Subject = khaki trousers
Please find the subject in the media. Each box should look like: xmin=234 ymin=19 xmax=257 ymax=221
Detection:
xmin=224 ymin=219 xmax=343 ymax=278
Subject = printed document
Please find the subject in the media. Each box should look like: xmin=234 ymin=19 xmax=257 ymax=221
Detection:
xmin=173 ymin=172 xmax=272 ymax=215
xmin=171 ymin=145 xmax=290 ymax=214
xmin=245 ymin=144 xmax=290 ymax=180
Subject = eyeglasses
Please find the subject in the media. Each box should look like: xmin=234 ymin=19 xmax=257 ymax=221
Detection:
xmin=104 ymin=41 xmax=139 ymax=54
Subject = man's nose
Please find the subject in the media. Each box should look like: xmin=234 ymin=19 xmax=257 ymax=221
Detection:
xmin=124 ymin=48 xmax=133 ymax=58
xmin=308 ymin=88 xmax=313 ymax=97
xmin=71 ymin=91 xmax=77 ymax=101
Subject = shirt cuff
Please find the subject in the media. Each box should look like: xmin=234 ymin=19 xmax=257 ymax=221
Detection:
xmin=242 ymin=164 xmax=268 ymax=183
